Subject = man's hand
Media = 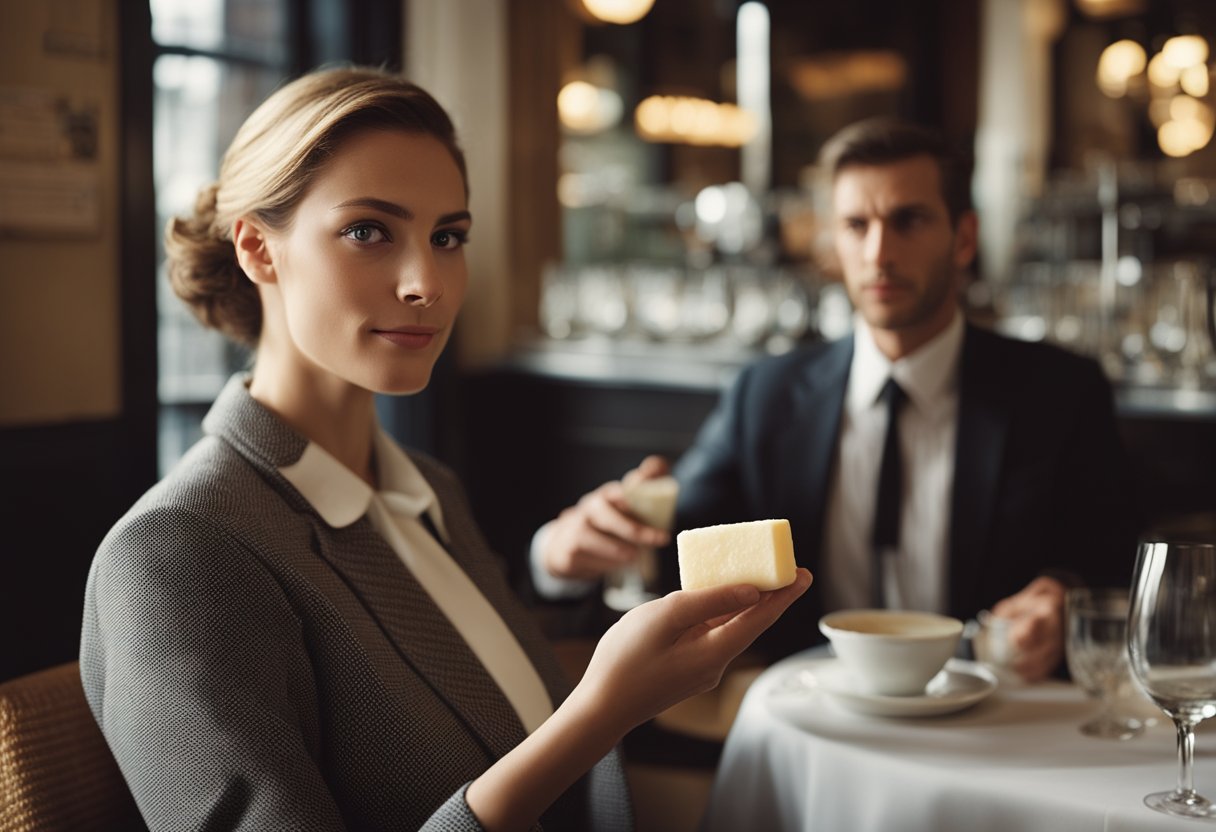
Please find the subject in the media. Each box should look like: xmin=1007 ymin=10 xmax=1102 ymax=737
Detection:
xmin=990 ymin=576 xmax=1067 ymax=682
xmin=541 ymin=456 xmax=672 ymax=581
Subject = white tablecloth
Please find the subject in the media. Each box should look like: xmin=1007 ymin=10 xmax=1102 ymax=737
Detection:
xmin=704 ymin=652 xmax=1216 ymax=832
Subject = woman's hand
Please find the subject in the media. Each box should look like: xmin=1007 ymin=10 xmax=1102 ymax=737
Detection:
xmin=571 ymin=568 xmax=813 ymax=735
xmin=464 ymin=569 xmax=811 ymax=831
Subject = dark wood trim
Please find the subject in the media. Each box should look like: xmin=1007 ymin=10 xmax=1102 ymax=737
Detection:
xmin=118 ymin=0 xmax=158 ymax=506
xmin=507 ymin=1 xmax=580 ymax=337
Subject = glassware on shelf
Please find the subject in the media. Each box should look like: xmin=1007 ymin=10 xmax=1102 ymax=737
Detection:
xmin=728 ymin=265 xmax=775 ymax=349
xmin=768 ymin=267 xmax=814 ymax=352
xmin=627 ymin=263 xmax=684 ymax=341
xmin=539 ymin=262 xmax=579 ymax=340
xmin=679 ymin=265 xmax=731 ymax=342
xmin=575 ymin=264 xmax=630 ymax=337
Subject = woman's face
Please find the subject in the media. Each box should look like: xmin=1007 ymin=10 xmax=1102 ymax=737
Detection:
xmin=257 ymin=128 xmax=470 ymax=396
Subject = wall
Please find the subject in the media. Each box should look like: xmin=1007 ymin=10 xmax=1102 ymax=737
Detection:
xmin=0 ymin=0 xmax=122 ymax=425
xmin=0 ymin=0 xmax=142 ymax=683
xmin=406 ymin=0 xmax=513 ymax=368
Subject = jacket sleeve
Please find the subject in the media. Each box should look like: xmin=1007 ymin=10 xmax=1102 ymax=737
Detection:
xmin=80 ymin=505 xmax=349 ymax=831
xmin=80 ymin=505 xmax=492 ymax=832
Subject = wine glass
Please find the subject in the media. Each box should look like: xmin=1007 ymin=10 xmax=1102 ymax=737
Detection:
xmin=602 ymin=476 xmax=678 ymax=612
xmin=1127 ymin=540 xmax=1216 ymax=820
xmin=1064 ymin=587 xmax=1143 ymax=740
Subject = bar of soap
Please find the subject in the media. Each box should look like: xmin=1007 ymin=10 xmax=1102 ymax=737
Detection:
xmin=677 ymin=519 xmax=796 ymax=591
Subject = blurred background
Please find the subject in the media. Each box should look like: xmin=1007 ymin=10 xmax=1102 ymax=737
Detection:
xmin=2 ymin=0 xmax=1216 ymax=689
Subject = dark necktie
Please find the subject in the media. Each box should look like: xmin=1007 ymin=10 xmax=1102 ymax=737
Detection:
xmin=871 ymin=377 xmax=906 ymax=607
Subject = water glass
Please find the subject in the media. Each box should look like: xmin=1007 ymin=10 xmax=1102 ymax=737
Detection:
xmin=1064 ymin=587 xmax=1143 ymax=740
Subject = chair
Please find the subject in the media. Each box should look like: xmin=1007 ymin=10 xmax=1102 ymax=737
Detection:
xmin=0 ymin=662 xmax=144 ymax=832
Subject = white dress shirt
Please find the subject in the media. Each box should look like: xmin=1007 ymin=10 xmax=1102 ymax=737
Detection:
xmin=820 ymin=312 xmax=963 ymax=614
xmin=279 ymin=429 xmax=553 ymax=734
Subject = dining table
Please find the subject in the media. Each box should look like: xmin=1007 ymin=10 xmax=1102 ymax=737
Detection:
xmin=702 ymin=649 xmax=1216 ymax=832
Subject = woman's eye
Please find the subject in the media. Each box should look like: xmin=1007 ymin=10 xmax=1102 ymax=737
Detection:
xmin=432 ymin=229 xmax=468 ymax=250
xmin=341 ymin=223 xmax=387 ymax=244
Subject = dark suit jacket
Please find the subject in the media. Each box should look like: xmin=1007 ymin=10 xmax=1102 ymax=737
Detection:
xmin=81 ymin=376 xmax=632 ymax=831
xmin=672 ymin=324 xmax=1141 ymax=660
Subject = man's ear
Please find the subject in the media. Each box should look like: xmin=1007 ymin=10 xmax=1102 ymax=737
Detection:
xmin=952 ymin=210 xmax=978 ymax=271
xmin=232 ymin=218 xmax=277 ymax=285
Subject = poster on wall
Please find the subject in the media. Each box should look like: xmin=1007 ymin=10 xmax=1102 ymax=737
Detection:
xmin=0 ymin=86 xmax=100 ymax=237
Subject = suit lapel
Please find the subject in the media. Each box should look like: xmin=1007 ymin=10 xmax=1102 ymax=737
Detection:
xmin=949 ymin=327 xmax=1010 ymax=614
xmin=204 ymin=375 xmax=531 ymax=762
xmin=312 ymin=515 xmax=530 ymax=762
xmin=412 ymin=455 xmax=573 ymax=710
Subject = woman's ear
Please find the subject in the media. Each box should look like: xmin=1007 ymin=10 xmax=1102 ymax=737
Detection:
xmin=232 ymin=218 xmax=277 ymax=285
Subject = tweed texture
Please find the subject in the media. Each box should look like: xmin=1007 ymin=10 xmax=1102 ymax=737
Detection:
xmin=80 ymin=375 xmax=633 ymax=831
xmin=0 ymin=662 xmax=146 ymax=832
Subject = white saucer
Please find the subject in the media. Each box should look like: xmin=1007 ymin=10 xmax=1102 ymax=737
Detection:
xmin=776 ymin=658 xmax=998 ymax=718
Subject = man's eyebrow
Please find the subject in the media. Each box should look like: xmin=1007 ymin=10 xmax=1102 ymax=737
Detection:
xmin=888 ymin=202 xmax=935 ymax=216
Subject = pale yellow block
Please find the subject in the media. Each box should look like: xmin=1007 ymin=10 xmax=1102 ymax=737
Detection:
xmin=676 ymin=519 xmax=796 ymax=591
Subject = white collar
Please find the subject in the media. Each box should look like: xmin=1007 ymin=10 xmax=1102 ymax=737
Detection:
xmin=278 ymin=428 xmax=449 ymax=542
xmin=847 ymin=311 xmax=964 ymax=416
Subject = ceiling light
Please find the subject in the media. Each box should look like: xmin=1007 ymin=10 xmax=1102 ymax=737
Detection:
xmin=581 ymin=0 xmax=656 ymax=25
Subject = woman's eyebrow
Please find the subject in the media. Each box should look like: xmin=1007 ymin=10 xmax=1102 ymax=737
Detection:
xmin=332 ymin=197 xmax=412 ymax=219
xmin=331 ymin=200 xmax=470 ymax=227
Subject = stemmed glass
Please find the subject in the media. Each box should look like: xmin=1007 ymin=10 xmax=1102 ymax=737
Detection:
xmin=1127 ymin=540 xmax=1216 ymax=820
xmin=1064 ymin=587 xmax=1143 ymax=740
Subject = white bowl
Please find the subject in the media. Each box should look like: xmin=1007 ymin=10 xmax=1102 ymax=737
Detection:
xmin=819 ymin=610 xmax=964 ymax=697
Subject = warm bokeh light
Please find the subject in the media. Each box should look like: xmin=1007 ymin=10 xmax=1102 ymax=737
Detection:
xmin=1162 ymin=35 xmax=1209 ymax=69
xmin=1168 ymin=94 xmax=1213 ymax=125
xmin=1180 ymin=63 xmax=1211 ymax=97
xmin=581 ymin=0 xmax=656 ymax=25
xmin=635 ymin=95 xmax=757 ymax=147
xmin=1096 ymin=39 xmax=1147 ymax=97
xmin=788 ymin=51 xmax=907 ymax=100
xmin=1147 ymin=52 xmax=1182 ymax=88
xmin=1075 ymin=0 xmax=1147 ymax=18
xmin=1158 ymin=117 xmax=1215 ymax=157
xmin=557 ymin=80 xmax=623 ymax=134
xmin=1148 ymin=96 xmax=1173 ymax=127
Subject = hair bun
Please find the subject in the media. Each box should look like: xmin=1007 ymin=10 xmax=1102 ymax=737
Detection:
xmin=164 ymin=181 xmax=261 ymax=347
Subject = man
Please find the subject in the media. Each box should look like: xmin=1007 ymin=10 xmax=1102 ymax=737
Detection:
xmin=536 ymin=118 xmax=1141 ymax=680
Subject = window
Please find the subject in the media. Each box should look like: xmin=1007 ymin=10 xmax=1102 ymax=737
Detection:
xmin=152 ymin=0 xmax=292 ymax=474
xmin=151 ymin=0 xmax=402 ymax=473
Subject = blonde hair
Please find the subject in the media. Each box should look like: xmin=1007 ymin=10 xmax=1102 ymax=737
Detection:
xmin=165 ymin=66 xmax=467 ymax=347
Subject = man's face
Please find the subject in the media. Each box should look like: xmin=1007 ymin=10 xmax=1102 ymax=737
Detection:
xmin=831 ymin=155 xmax=975 ymax=340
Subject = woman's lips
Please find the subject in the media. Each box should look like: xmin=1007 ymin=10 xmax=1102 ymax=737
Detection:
xmin=373 ymin=328 xmax=438 ymax=349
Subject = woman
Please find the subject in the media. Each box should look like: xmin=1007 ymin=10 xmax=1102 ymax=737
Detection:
xmin=80 ymin=66 xmax=810 ymax=831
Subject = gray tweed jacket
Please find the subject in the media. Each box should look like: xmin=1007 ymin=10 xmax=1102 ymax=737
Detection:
xmin=80 ymin=376 xmax=632 ymax=831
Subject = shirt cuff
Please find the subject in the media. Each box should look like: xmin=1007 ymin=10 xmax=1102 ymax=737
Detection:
xmin=529 ymin=521 xmax=597 ymax=600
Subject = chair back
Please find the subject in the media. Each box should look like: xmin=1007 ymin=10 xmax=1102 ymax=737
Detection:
xmin=0 ymin=661 xmax=145 ymax=831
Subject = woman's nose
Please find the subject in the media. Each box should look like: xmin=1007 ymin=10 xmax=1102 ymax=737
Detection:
xmin=396 ymin=251 xmax=444 ymax=307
